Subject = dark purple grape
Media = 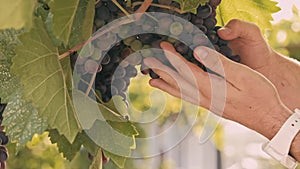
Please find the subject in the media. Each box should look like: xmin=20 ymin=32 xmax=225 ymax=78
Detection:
xmin=204 ymin=17 xmax=217 ymax=30
xmin=0 ymin=146 xmax=8 ymax=162
xmin=158 ymin=0 xmax=172 ymax=5
xmin=107 ymin=1 xmax=118 ymax=12
xmin=149 ymin=69 xmax=160 ymax=79
xmin=209 ymin=0 xmax=222 ymax=8
xmin=84 ymin=60 xmax=100 ymax=73
xmin=125 ymin=65 xmax=138 ymax=77
xmin=196 ymin=4 xmax=212 ymax=19
xmin=0 ymin=132 xmax=8 ymax=145
xmin=126 ymin=52 xmax=142 ymax=65
xmin=219 ymin=45 xmax=232 ymax=57
xmin=207 ymin=31 xmax=219 ymax=44
xmin=96 ymin=6 xmax=110 ymax=20
xmin=174 ymin=41 xmax=189 ymax=55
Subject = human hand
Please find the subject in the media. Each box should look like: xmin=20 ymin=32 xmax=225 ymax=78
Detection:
xmin=218 ymin=19 xmax=300 ymax=110
xmin=144 ymin=41 xmax=293 ymax=139
xmin=144 ymin=41 xmax=300 ymax=160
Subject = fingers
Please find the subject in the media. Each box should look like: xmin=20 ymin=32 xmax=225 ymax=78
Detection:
xmin=144 ymin=56 xmax=207 ymax=105
xmin=217 ymin=19 xmax=263 ymax=41
xmin=149 ymin=78 xmax=202 ymax=106
xmin=143 ymin=57 xmax=178 ymax=84
xmin=193 ymin=46 xmax=241 ymax=81
xmin=160 ymin=41 xmax=206 ymax=85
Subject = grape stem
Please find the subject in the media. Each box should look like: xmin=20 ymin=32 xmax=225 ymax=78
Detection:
xmin=132 ymin=2 xmax=184 ymax=14
xmin=85 ymin=70 xmax=97 ymax=96
xmin=112 ymin=0 xmax=131 ymax=16
xmin=95 ymin=0 xmax=101 ymax=5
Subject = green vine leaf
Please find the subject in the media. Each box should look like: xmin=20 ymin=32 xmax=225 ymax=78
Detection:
xmin=216 ymin=0 xmax=280 ymax=31
xmin=11 ymin=17 xmax=81 ymax=143
xmin=49 ymin=0 xmax=95 ymax=46
xmin=103 ymin=150 xmax=126 ymax=169
xmin=2 ymin=89 xmax=48 ymax=152
xmin=89 ymin=149 xmax=103 ymax=169
xmin=0 ymin=0 xmax=35 ymax=30
xmin=173 ymin=0 xmax=209 ymax=14
xmin=49 ymin=129 xmax=82 ymax=161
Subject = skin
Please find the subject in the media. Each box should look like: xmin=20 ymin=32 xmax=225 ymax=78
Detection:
xmin=143 ymin=19 xmax=300 ymax=161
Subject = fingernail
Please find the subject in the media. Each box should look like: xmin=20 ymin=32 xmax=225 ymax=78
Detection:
xmin=195 ymin=47 xmax=208 ymax=59
xmin=219 ymin=27 xmax=231 ymax=35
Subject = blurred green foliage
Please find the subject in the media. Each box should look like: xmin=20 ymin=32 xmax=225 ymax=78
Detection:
xmin=267 ymin=5 xmax=300 ymax=60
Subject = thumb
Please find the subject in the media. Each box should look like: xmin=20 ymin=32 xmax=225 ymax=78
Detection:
xmin=217 ymin=19 xmax=263 ymax=41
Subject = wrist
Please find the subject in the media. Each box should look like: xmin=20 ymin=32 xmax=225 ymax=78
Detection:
xmin=258 ymin=104 xmax=300 ymax=162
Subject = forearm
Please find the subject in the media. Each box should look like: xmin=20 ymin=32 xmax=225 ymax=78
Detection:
xmin=257 ymin=51 xmax=300 ymax=110
xmin=250 ymin=103 xmax=300 ymax=161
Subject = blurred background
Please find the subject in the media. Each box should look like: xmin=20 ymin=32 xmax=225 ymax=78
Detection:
xmin=5 ymin=0 xmax=300 ymax=169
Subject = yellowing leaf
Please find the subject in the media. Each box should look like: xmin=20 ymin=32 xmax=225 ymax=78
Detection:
xmin=0 ymin=0 xmax=35 ymax=29
xmin=216 ymin=0 xmax=280 ymax=31
xmin=11 ymin=17 xmax=81 ymax=143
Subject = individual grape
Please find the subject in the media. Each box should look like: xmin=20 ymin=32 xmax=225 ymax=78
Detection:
xmin=191 ymin=15 xmax=204 ymax=25
xmin=142 ymin=21 xmax=155 ymax=32
xmin=207 ymin=31 xmax=219 ymax=44
xmin=204 ymin=17 xmax=217 ymax=30
xmin=179 ymin=33 xmax=193 ymax=45
xmin=0 ymin=132 xmax=8 ymax=146
xmin=112 ymin=78 xmax=127 ymax=91
xmin=196 ymin=24 xmax=208 ymax=34
xmin=138 ymin=34 xmax=156 ymax=44
xmin=219 ymin=45 xmax=232 ymax=57
xmin=130 ymin=39 xmax=143 ymax=52
xmin=113 ymin=66 xmax=126 ymax=79
xmin=101 ymin=54 xmax=111 ymax=65
xmin=0 ymin=146 xmax=8 ymax=162
xmin=196 ymin=4 xmax=212 ymax=19
xmin=158 ymin=17 xmax=173 ymax=34
xmin=183 ymin=22 xmax=194 ymax=33
xmin=209 ymin=0 xmax=222 ymax=8
xmin=170 ymin=22 xmax=183 ymax=36
xmin=174 ymin=41 xmax=189 ymax=55
xmin=116 ymin=25 xmax=130 ymax=39
xmin=84 ymin=60 xmax=100 ymax=73
xmin=90 ymin=48 xmax=103 ymax=60
xmin=125 ymin=65 xmax=138 ymax=77
xmin=158 ymin=0 xmax=172 ymax=5
xmin=140 ymin=47 xmax=153 ymax=58
xmin=110 ymin=54 xmax=121 ymax=63
xmin=123 ymin=36 xmax=136 ymax=46
xmin=193 ymin=33 xmax=209 ymax=46
xmin=107 ymin=1 xmax=118 ymax=12
xmin=94 ymin=18 xmax=105 ymax=29
xmin=126 ymin=52 xmax=142 ymax=65
xmin=111 ymin=85 xmax=119 ymax=95
xmin=149 ymin=69 xmax=160 ymax=79
xmin=96 ymin=5 xmax=110 ymax=20
xmin=78 ymin=80 xmax=89 ymax=93
xmin=0 ymin=104 xmax=7 ymax=115
xmin=121 ymin=47 xmax=133 ymax=59
xmin=95 ymin=38 xmax=111 ymax=51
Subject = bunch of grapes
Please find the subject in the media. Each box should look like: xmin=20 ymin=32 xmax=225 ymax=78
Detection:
xmin=71 ymin=0 xmax=239 ymax=105
xmin=0 ymin=100 xmax=9 ymax=169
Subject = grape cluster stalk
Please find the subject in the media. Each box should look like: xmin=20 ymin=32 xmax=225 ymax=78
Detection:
xmin=0 ymin=100 xmax=9 ymax=169
xmin=71 ymin=0 xmax=239 ymax=104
